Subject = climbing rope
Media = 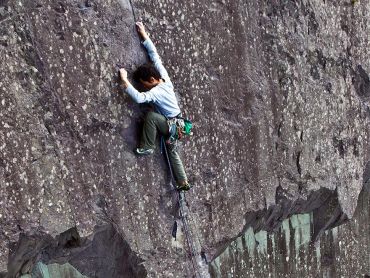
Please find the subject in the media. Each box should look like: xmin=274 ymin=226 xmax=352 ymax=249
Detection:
xmin=124 ymin=1 xmax=203 ymax=273
xmin=161 ymin=137 xmax=203 ymax=278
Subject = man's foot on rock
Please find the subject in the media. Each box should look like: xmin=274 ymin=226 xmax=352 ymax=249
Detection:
xmin=135 ymin=148 xmax=154 ymax=155
xmin=176 ymin=181 xmax=192 ymax=191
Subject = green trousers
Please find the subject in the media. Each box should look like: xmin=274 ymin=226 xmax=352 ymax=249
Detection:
xmin=140 ymin=111 xmax=188 ymax=183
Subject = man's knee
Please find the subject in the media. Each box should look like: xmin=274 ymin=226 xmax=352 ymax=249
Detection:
xmin=145 ymin=111 xmax=158 ymax=123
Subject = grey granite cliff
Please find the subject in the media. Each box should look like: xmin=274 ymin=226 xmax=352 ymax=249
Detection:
xmin=0 ymin=0 xmax=369 ymax=277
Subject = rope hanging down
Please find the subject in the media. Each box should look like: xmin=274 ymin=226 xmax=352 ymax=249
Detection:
xmin=161 ymin=138 xmax=203 ymax=278
xmin=123 ymin=2 xmax=204 ymax=274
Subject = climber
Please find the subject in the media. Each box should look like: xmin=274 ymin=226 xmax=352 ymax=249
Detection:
xmin=119 ymin=22 xmax=191 ymax=191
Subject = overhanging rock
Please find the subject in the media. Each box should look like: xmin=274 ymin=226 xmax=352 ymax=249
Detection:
xmin=6 ymin=224 xmax=146 ymax=278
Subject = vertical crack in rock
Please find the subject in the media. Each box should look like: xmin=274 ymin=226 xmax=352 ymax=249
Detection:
xmin=296 ymin=151 xmax=302 ymax=176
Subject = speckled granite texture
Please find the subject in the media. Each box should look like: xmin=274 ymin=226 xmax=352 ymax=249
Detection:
xmin=0 ymin=0 xmax=369 ymax=277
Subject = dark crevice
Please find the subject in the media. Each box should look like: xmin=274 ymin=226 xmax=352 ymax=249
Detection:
xmin=296 ymin=151 xmax=302 ymax=175
xmin=172 ymin=221 xmax=178 ymax=239
xmin=352 ymin=64 xmax=370 ymax=100
xmin=277 ymin=121 xmax=283 ymax=137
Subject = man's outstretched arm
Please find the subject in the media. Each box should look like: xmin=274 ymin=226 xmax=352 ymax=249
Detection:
xmin=119 ymin=68 xmax=155 ymax=103
xmin=136 ymin=22 xmax=172 ymax=84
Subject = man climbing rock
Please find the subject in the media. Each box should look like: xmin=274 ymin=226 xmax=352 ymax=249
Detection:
xmin=119 ymin=22 xmax=191 ymax=191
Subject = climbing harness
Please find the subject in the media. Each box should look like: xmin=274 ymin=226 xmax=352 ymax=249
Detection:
xmin=166 ymin=116 xmax=193 ymax=144
xmin=161 ymin=137 xmax=203 ymax=278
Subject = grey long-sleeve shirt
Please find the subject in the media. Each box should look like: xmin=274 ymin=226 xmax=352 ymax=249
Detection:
xmin=125 ymin=38 xmax=181 ymax=118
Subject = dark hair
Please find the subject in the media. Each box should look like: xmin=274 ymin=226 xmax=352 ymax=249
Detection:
xmin=133 ymin=63 xmax=161 ymax=83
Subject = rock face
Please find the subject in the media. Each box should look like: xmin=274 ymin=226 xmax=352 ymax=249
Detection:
xmin=0 ymin=0 xmax=369 ymax=277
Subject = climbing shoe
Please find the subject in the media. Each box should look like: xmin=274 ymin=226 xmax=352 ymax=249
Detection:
xmin=176 ymin=182 xmax=192 ymax=191
xmin=135 ymin=148 xmax=154 ymax=155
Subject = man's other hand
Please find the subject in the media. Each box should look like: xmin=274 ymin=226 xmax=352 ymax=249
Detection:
xmin=119 ymin=68 xmax=128 ymax=81
xmin=136 ymin=22 xmax=149 ymax=41
xmin=119 ymin=68 xmax=130 ymax=88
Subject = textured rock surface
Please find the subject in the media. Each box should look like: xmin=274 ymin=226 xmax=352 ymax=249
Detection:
xmin=0 ymin=0 xmax=369 ymax=277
